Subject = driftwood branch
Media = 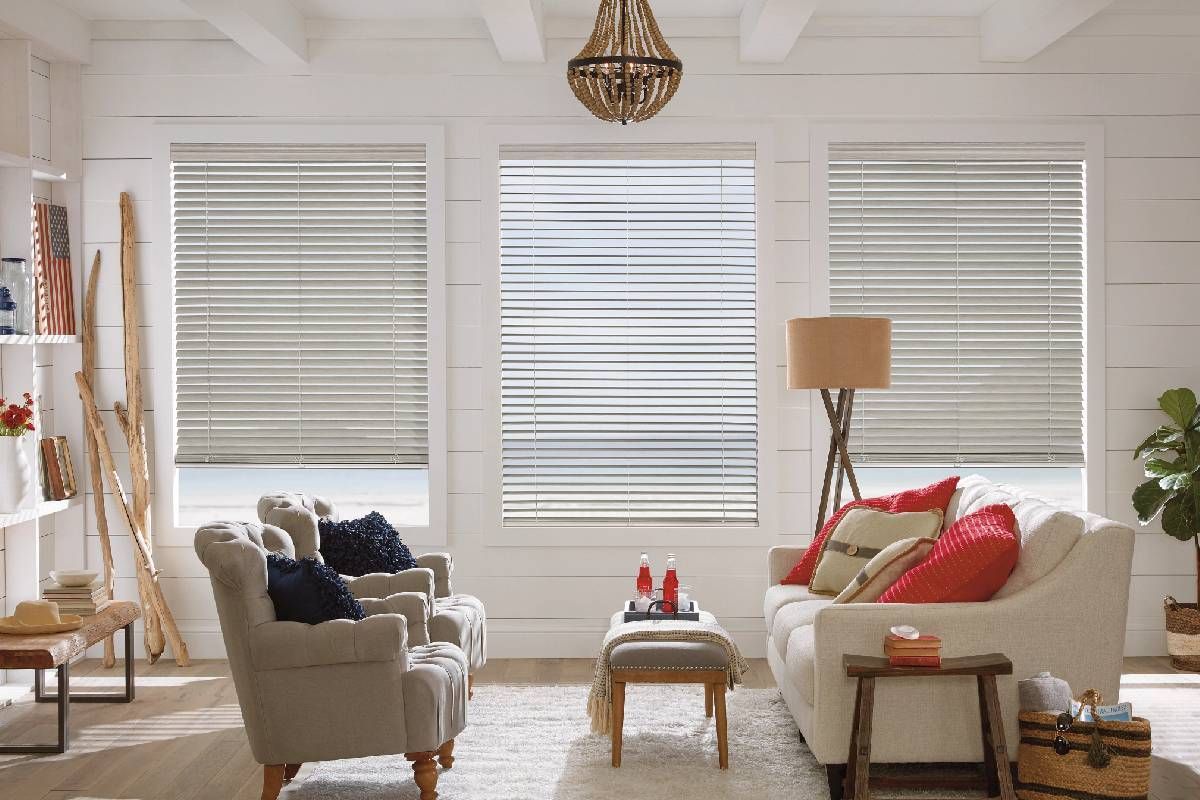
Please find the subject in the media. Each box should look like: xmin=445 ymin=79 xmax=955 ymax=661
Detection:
xmin=83 ymin=249 xmax=118 ymax=668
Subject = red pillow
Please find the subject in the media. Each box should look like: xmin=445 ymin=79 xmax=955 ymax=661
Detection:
xmin=878 ymin=503 xmax=1019 ymax=604
xmin=781 ymin=476 xmax=959 ymax=585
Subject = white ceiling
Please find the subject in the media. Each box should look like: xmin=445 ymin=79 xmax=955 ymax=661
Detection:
xmin=52 ymin=0 xmax=1194 ymax=22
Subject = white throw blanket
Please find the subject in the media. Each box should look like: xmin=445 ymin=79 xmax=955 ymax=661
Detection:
xmin=587 ymin=616 xmax=749 ymax=734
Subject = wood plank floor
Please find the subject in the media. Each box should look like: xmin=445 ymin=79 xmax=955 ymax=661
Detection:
xmin=0 ymin=657 xmax=1193 ymax=799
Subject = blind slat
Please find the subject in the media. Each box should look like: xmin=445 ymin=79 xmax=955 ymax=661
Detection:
xmin=500 ymin=151 xmax=757 ymax=525
xmin=829 ymin=148 xmax=1084 ymax=466
xmin=172 ymin=143 xmax=429 ymax=467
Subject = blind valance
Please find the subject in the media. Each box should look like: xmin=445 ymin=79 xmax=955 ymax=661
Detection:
xmin=171 ymin=143 xmax=429 ymax=466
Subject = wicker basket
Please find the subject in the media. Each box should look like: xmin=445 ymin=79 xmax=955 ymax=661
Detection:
xmin=1016 ymin=695 xmax=1151 ymax=800
xmin=1164 ymin=596 xmax=1200 ymax=671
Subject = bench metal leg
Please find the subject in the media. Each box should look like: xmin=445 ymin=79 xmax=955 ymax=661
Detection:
xmin=35 ymin=622 xmax=135 ymax=704
xmin=0 ymin=663 xmax=69 ymax=754
xmin=0 ymin=622 xmax=136 ymax=755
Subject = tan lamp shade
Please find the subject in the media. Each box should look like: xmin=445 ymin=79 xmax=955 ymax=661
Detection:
xmin=786 ymin=316 xmax=892 ymax=390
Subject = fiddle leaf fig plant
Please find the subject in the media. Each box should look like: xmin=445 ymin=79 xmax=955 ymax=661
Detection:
xmin=1132 ymin=388 xmax=1200 ymax=604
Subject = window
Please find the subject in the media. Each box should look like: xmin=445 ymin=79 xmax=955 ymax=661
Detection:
xmin=828 ymin=142 xmax=1085 ymax=499
xmin=499 ymin=144 xmax=757 ymax=525
xmin=171 ymin=143 xmax=430 ymax=525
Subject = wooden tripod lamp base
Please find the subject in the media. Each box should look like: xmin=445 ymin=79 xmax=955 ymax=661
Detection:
xmin=785 ymin=317 xmax=892 ymax=537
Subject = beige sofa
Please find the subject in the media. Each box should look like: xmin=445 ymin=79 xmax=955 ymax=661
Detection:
xmin=195 ymin=520 xmax=468 ymax=800
xmin=763 ymin=476 xmax=1134 ymax=798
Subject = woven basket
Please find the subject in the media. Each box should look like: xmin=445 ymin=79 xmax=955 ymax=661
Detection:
xmin=1164 ymin=597 xmax=1200 ymax=671
xmin=1016 ymin=696 xmax=1151 ymax=800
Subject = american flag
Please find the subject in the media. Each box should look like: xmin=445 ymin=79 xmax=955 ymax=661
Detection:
xmin=33 ymin=202 xmax=76 ymax=335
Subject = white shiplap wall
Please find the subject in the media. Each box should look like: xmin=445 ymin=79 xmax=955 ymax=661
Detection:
xmin=76 ymin=10 xmax=1200 ymax=658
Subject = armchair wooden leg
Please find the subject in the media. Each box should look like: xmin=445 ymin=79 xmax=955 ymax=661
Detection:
xmin=406 ymin=752 xmax=439 ymax=800
xmin=468 ymin=674 xmax=475 ymax=699
xmin=261 ymin=765 xmax=286 ymax=800
xmin=284 ymin=763 xmax=303 ymax=782
xmin=438 ymin=738 xmax=455 ymax=769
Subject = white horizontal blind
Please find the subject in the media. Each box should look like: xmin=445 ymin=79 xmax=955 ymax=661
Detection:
xmin=172 ymin=143 xmax=428 ymax=466
xmin=829 ymin=142 xmax=1085 ymax=465
xmin=500 ymin=144 xmax=757 ymax=525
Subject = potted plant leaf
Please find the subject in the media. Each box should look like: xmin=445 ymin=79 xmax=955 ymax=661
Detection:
xmin=1132 ymin=387 xmax=1200 ymax=671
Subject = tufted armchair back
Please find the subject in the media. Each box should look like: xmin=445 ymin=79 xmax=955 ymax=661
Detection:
xmin=255 ymin=491 xmax=330 ymax=562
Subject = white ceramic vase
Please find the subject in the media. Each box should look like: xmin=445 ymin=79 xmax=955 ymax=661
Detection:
xmin=0 ymin=435 xmax=32 ymax=513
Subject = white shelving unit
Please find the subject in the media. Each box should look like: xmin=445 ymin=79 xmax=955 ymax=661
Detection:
xmin=0 ymin=41 xmax=87 ymax=689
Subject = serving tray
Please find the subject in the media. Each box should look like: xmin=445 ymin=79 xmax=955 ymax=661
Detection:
xmin=622 ymin=600 xmax=700 ymax=623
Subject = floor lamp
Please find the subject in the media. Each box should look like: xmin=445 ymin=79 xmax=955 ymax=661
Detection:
xmin=786 ymin=316 xmax=892 ymax=536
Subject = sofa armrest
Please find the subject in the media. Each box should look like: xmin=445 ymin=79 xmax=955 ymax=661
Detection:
xmin=415 ymin=552 xmax=453 ymax=598
xmin=345 ymin=568 xmax=435 ymax=606
xmin=250 ymin=615 xmax=408 ymax=671
xmin=768 ymin=545 xmax=807 ymax=585
xmin=360 ymin=591 xmax=431 ymax=646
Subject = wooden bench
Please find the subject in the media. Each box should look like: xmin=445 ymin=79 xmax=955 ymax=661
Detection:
xmin=0 ymin=600 xmax=140 ymax=754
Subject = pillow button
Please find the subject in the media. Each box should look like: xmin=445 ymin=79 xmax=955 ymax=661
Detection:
xmin=846 ymin=544 xmax=859 ymax=556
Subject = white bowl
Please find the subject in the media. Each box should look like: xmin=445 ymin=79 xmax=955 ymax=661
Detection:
xmin=50 ymin=570 xmax=99 ymax=588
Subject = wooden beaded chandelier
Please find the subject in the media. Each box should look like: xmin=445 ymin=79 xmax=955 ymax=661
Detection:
xmin=567 ymin=0 xmax=683 ymax=125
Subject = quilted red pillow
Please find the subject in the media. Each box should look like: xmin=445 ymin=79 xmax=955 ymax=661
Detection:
xmin=780 ymin=476 xmax=959 ymax=586
xmin=878 ymin=503 xmax=1019 ymax=604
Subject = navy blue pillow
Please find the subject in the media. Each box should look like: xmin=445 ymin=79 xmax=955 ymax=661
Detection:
xmin=318 ymin=511 xmax=419 ymax=577
xmin=265 ymin=552 xmax=365 ymax=625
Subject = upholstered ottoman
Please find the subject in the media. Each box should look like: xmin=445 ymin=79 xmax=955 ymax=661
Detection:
xmin=602 ymin=611 xmax=736 ymax=769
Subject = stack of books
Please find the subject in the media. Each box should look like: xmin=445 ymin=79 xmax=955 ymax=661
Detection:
xmin=885 ymin=633 xmax=942 ymax=667
xmin=42 ymin=582 xmax=109 ymax=616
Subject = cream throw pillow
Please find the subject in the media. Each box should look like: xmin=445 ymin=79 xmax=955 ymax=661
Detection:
xmin=833 ymin=536 xmax=938 ymax=604
xmin=810 ymin=507 xmax=943 ymax=596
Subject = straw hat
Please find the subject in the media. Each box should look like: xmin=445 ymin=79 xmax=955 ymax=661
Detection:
xmin=0 ymin=600 xmax=84 ymax=635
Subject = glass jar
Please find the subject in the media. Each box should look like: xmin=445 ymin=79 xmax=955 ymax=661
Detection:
xmin=0 ymin=257 xmax=32 ymax=335
xmin=0 ymin=286 xmax=16 ymax=335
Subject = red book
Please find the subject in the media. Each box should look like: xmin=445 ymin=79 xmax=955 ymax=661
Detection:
xmin=888 ymin=655 xmax=942 ymax=668
xmin=884 ymin=633 xmax=942 ymax=650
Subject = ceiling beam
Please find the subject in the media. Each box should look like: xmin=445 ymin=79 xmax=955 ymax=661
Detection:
xmin=180 ymin=0 xmax=307 ymax=67
xmin=739 ymin=0 xmax=817 ymax=63
xmin=0 ymin=0 xmax=90 ymax=63
xmin=480 ymin=0 xmax=545 ymax=63
xmin=980 ymin=0 xmax=1115 ymax=62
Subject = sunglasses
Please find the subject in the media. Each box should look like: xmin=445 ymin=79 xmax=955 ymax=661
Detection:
xmin=1053 ymin=712 xmax=1073 ymax=756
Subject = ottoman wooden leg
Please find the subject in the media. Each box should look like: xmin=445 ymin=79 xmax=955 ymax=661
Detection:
xmin=611 ymin=680 xmax=626 ymax=768
xmin=705 ymin=682 xmax=714 ymax=718
xmin=713 ymin=681 xmax=729 ymax=769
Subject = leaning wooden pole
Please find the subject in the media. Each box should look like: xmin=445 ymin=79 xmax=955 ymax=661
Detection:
xmin=77 ymin=372 xmax=190 ymax=666
xmin=83 ymin=249 xmax=118 ymax=668
xmin=119 ymin=192 xmax=165 ymax=660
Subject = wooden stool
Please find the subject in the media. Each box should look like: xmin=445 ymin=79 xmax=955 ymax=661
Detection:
xmin=840 ymin=652 xmax=1017 ymax=800
xmin=610 ymin=668 xmax=729 ymax=769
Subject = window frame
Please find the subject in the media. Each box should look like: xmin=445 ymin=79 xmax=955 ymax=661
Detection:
xmin=480 ymin=124 xmax=779 ymax=548
xmin=152 ymin=123 xmax=447 ymax=547
xmin=809 ymin=122 xmax=1106 ymax=512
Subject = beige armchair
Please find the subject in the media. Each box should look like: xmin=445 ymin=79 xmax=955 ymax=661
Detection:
xmin=195 ymin=520 xmax=468 ymax=800
xmin=258 ymin=491 xmax=487 ymax=693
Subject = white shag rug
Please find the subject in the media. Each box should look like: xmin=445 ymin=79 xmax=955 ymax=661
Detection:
xmin=287 ymin=684 xmax=827 ymax=800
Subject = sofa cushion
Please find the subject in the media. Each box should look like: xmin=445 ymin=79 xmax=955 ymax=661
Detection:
xmin=318 ymin=511 xmax=419 ymax=577
xmin=945 ymin=477 xmax=1084 ymax=598
xmin=834 ymin=536 xmax=938 ymax=604
xmin=880 ymin=504 xmax=1020 ymax=604
xmin=772 ymin=598 xmax=833 ymax=660
xmin=265 ymin=553 xmax=365 ymax=625
xmin=785 ymin=623 xmax=817 ymax=706
xmin=994 ymin=500 xmax=1083 ymax=598
xmin=781 ymin=476 xmax=959 ymax=585
xmin=764 ymin=582 xmax=822 ymax=632
xmin=809 ymin=507 xmax=943 ymax=596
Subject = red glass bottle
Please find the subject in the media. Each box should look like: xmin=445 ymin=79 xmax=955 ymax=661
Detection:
xmin=662 ymin=554 xmax=679 ymax=613
xmin=637 ymin=552 xmax=653 ymax=597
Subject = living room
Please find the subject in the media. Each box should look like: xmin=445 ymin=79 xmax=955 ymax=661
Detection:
xmin=0 ymin=1 xmax=1197 ymax=798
